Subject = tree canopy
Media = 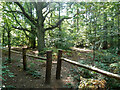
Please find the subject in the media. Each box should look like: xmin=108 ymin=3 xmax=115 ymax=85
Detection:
xmin=0 ymin=2 xmax=120 ymax=54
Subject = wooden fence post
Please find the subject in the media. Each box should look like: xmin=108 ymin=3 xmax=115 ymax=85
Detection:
xmin=22 ymin=48 xmax=27 ymax=70
xmin=56 ymin=49 xmax=62 ymax=79
xmin=45 ymin=50 xmax=52 ymax=84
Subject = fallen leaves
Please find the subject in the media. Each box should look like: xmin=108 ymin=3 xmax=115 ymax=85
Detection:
xmin=78 ymin=76 xmax=106 ymax=89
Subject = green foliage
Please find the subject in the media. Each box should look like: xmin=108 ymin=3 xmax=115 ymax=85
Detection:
xmin=105 ymin=77 xmax=120 ymax=89
xmin=38 ymin=48 xmax=49 ymax=55
xmin=2 ymin=85 xmax=16 ymax=89
xmin=36 ymin=59 xmax=46 ymax=63
xmin=26 ymin=69 xmax=41 ymax=79
xmin=77 ymin=50 xmax=120 ymax=89
xmin=1 ymin=2 xmax=119 ymax=51
xmin=110 ymin=62 xmax=120 ymax=74
xmin=2 ymin=63 xmax=15 ymax=81
xmin=30 ymin=63 xmax=35 ymax=68
xmin=45 ymin=29 xmax=74 ymax=50
xmin=4 ymin=58 xmax=11 ymax=63
xmin=95 ymin=50 xmax=119 ymax=64
xmin=1 ymin=2 xmax=120 ymax=89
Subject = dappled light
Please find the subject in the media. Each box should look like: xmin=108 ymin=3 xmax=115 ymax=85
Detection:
xmin=1 ymin=1 xmax=120 ymax=89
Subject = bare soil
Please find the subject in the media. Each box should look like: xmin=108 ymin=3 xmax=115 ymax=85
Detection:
xmin=2 ymin=47 xmax=92 ymax=89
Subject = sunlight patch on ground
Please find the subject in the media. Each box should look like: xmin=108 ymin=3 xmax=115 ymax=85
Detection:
xmin=71 ymin=47 xmax=92 ymax=52
xmin=33 ymin=51 xmax=39 ymax=54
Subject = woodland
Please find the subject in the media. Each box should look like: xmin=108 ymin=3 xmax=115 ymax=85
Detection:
xmin=0 ymin=1 xmax=120 ymax=89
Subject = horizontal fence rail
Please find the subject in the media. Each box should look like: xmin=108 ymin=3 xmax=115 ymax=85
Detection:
xmin=26 ymin=53 xmax=46 ymax=60
xmin=2 ymin=48 xmax=22 ymax=54
xmin=62 ymin=58 xmax=120 ymax=80
xmin=10 ymin=50 xmax=22 ymax=54
xmin=2 ymin=48 xmax=46 ymax=60
xmin=56 ymin=50 xmax=120 ymax=81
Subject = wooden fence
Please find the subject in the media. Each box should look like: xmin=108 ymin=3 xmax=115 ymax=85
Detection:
xmin=56 ymin=50 xmax=120 ymax=80
xmin=2 ymin=48 xmax=120 ymax=85
xmin=2 ymin=48 xmax=52 ymax=84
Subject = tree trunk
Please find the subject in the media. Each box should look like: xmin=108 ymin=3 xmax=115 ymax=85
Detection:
xmin=2 ymin=29 xmax=5 ymax=46
xmin=36 ymin=2 xmax=45 ymax=53
xmin=93 ymin=10 xmax=97 ymax=65
xmin=103 ymin=6 xmax=108 ymax=50
xmin=29 ymin=29 xmax=36 ymax=49
xmin=110 ymin=17 xmax=114 ymax=48
xmin=29 ymin=35 xmax=36 ymax=49
xmin=118 ymin=4 xmax=120 ymax=54
xmin=37 ymin=27 xmax=45 ymax=53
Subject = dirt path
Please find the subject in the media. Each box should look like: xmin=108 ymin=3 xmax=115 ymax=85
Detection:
xmin=2 ymin=49 xmax=75 ymax=88
xmin=2 ymin=47 xmax=92 ymax=88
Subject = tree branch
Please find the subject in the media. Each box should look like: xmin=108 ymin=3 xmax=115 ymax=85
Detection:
xmin=12 ymin=12 xmax=22 ymax=27
xmin=43 ymin=2 xmax=49 ymax=9
xmin=43 ymin=8 xmax=56 ymax=22
xmin=5 ymin=10 xmax=23 ymax=14
xmin=12 ymin=25 xmax=31 ymax=33
xmin=23 ymin=30 xmax=30 ymax=38
xmin=5 ymin=5 xmax=23 ymax=28
xmin=12 ymin=25 xmax=31 ymax=38
xmin=14 ymin=2 xmax=37 ymax=26
xmin=45 ymin=17 xmax=71 ymax=31
xmin=12 ymin=25 xmax=37 ymax=35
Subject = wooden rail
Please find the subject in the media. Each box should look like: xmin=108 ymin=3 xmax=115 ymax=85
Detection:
xmin=26 ymin=54 xmax=46 ymax=60
xmin=2 ymin=48 xmax=22 ymax=54
xmin=2 ymin=48 xmax=52 ymax=84
xmin=62 ymin=58 xmax=120 ymax=80
xmin=2 ymin=48 xmax=46 ymax=60
xmin=56 ymin=50 xmax=120 ymax=81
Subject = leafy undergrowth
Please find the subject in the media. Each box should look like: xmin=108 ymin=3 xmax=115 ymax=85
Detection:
xmin=62 ymin=48 xmax=120 ymax=89
xmin=1 ymin=47 xmax=120 ymax=89
xmin=26 ymin=68 xmax=41 ymax=79
xmin=2 ymin=61 xmax=16 ymax=89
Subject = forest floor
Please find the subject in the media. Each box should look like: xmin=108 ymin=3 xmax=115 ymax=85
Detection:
xmin=1 ymin=47 xmax=95 ymax=89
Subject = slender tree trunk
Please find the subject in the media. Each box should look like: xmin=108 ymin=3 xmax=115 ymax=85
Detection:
xmin=85 ymin=6 xmax=88 ymax=47
xmin=59 ymin=2 xmax=61 ymax=31
xmin=77 ymin=3 xmax=79 ymax=32
xmin=118 ymin=4 xmax=120 ymax=54
xmin=2 ymin=29 xmax=5 ymax=46
xmin=93 ymin=10 xmax=97 ymax=65
xmin=89 ymin=6 xmax=92 ymax=46
xmin=103 ymin=6 xmax=108 ymax=49
xmin=110 ymin=17 xmax=114 ymax=48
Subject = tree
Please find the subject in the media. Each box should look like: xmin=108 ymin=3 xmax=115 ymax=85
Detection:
xmin=4 ymin=2 xmax=71 ymax=53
